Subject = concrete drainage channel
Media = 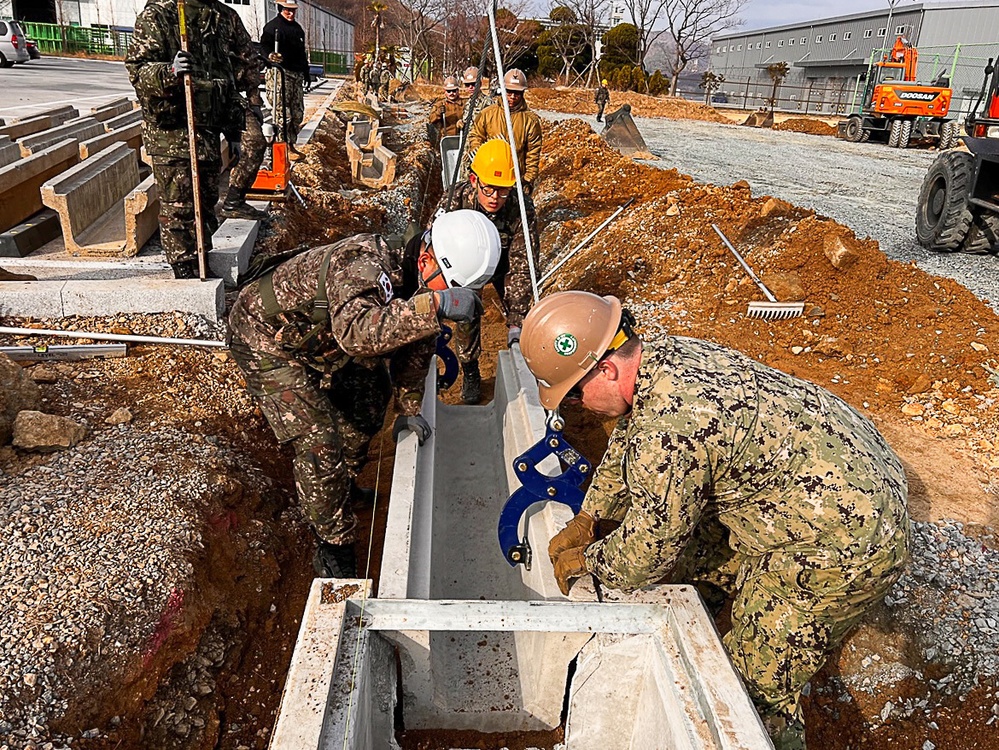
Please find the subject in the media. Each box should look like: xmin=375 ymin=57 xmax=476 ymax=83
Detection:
xmin=270 ymin=350 xmax=772 ymax=749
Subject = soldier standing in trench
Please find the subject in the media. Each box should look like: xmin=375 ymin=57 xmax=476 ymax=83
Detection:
xmin=126 ymin=0 xmax=258 ymax=278
xmin=427 ymin=75 xmax=463 ymax=143
xmin=519 ymin=290 xmax=911 ymax=750
xmin=228 ymin=211 xmax=501 ymax=578
xmin=433 ymin=139 xmax=538 ymax=404
xmin=221 ymin=41 xmax=268 ymax=220
xmin=261 ymin=0 xmax=310 ymax=158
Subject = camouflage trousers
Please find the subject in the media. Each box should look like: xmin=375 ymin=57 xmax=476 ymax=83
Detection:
xmin=150 ymin=152 xmax=220 ymax=265
xmin=266 ymin=67 xmax=305 ymax=144
xmin=672 ymin=518 xmax=910 ymax=750
xmin=453 ymin=248 xmax=536 ymax=365
xmin=227 ymin=106 xmax=268 ymax=196
xmin=228 ymin=334 xmax=391 ymax=544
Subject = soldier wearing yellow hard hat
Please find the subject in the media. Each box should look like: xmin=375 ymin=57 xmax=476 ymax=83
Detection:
xmin=595 ymin=78 xmax=610 ymax=122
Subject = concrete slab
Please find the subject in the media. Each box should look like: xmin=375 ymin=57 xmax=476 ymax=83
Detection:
xmin=0 ymin=107 xmax=78 ymax=140
xmin=0 ymin=281 xmax=64 ymax=318
xmin=41 ymin=142 xmax=157 ymax=257
xmin=18 ymin=117 xmax=105 ymax=157
xmin=0 ymin=210 xmax=61 ymax=258
xmin=0 ymin=254 xmax=172 ymax=281
xmin=102 ymin=109 xmax=143 ymax=132
xmin=61 ymin=278 xmax=225 ymax=320
xmin=0 ymin=139 xmax=79 ymax=233
xmin=90 ymin=98 xmax=134 ymax=123
xmin=209 ymin=218 xmax=259 ymax=287
xmin=79 ymin=122 xmax=143 ymax=160
xmin=0 ymin=135 xmax=19 ymax=168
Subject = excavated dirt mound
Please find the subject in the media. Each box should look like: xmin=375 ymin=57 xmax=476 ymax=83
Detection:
xmin=774 ymin=117 xmax=838 ymax=136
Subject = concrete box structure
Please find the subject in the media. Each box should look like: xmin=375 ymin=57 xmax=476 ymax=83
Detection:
xmin=79 ymin=122 xmax=143 ymax=161
xmin=0 ymin=139 xmax=79 ymax=234
xmin=0 ymin=106 xmax=78 ymax=141
xmin=18 ymin=117 xmax=105 ymax=157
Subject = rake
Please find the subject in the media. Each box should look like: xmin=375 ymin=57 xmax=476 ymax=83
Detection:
xmin=711 ymin=224 xmax=805 ymax=321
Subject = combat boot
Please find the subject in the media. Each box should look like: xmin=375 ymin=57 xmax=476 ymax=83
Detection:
xmin=221 ymin=187 xmax=268 ymax=220
xmin=313 ymin=541 xmax=357 ymax=578
xmin=170 ymin=260 xmax=197 ymax=279
xmin=350 ymin=481 xmax=376 ymax=507
xmin=461 ymin=361 xmax=482 ymax=405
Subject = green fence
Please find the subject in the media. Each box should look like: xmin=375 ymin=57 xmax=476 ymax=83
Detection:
xmin=24 ymin=21 xmax=133 ymax=57
xmin=309 ymin=49 xmax=351 ymax=76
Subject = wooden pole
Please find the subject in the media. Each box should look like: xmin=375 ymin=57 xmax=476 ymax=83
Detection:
xmin=178 ymin=0 xmax=208 ymax=281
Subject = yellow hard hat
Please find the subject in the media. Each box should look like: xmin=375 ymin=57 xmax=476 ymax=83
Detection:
xmin=471 ymin=139 xmax=516 ymax=188
xmin=602 ymin=78 xmax=608 ymax=85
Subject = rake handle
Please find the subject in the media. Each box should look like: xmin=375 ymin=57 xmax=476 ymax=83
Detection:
xmin=711 ymin=224 xmax=778 ymax=303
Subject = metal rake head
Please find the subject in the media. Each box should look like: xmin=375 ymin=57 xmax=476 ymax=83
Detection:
xmin=747 ymin=301 xmax=805 ymax=321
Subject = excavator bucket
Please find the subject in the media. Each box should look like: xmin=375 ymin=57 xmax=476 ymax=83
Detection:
xmin=741 ymin=110 xmax=774 ymax=128
xmin=601 ymin=104 xmax=653 ymax=158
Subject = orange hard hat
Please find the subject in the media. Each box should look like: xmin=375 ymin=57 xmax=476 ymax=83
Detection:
xmin=520 ymin=291 xmax=627 ymax=409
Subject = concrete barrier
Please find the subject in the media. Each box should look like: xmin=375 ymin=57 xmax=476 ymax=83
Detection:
xmin=0 ymin=139 xmax=79 ymax=233
xmin=41 ymin=142 xmax=159 ymax=257
xmin=0 ymin=135 xmax=19 ymax=169
xmin=18 ymin=117 xmax=105 ymax=157
xmin=0 ymin=210 xmax=61 ymax=258
xmin=90 ymin=98 xmax=135 ymax=123
xmin=352 ymin=141 xmax=397 ymax=189
xmin=79 ymin=122 xmax=143 ymax=160
xmin=0 ymin=107 xmax=78 ymax=141
xmin=102 ymin=109 xmax=143 ymax=132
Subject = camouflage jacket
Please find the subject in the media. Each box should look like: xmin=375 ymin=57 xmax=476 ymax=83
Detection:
xmin=229 ymin=234 xmax=440 ymax=416
xmin=582 ymin=338 xmax=910 ymax=592
xmin=434 ymin=182 xmax=539 ymax=319
xmin=462 ymin=90 xmax=492 ymax=131
xmin=467 ymin=99 xmax=543 ymax=184
xmin=126 ymin=0 xmax=257 ymax=156
xmin=595 ymin=85 xmax=609 ymax=104
xmin=428 ymin=97 xmax=464 ymax=137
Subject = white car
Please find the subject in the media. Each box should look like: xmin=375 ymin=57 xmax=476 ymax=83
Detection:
xmin=0 ymin=19 xmax=30 ymax=68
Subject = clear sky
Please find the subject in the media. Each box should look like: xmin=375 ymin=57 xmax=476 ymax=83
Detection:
xmin=739 ymin=0 xmax=919 ymax=31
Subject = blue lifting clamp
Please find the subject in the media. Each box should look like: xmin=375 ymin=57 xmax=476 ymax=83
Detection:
xmin=497 ymin=411 xmax=591 ymax=568
xmin=436 ymin=324 xmax=459 ymax=390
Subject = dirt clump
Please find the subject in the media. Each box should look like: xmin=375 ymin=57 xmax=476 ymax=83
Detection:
xmin=774 ymin=117 xmax=838 ymax=136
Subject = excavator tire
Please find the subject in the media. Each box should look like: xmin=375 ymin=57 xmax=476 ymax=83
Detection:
xmin=888 ymin=119 xmax=902 ymax=148
xmin=899 ymin=120 xmax=913 ymax=149
xmin=860 ymin=129 xmax=871 ymax=143
xmin=959 ymin=210 xmax=999 ymax=254
xmin=844 ymin=116 xmax=863 ymax=142
xmin=915 ymin=150 xmax=975 ymax=252
xmin=939 ymin=121 xmax=959 ymax=150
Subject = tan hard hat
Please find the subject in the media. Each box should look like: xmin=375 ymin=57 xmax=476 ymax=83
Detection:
xmin=462 ymin=66 xmax=479 ymax=84
xmin=443 ymin=75 xmax=459 ymax=91
xmin=276 ymin=0 xmax=299 ymax=8
xmin=520 ymin=291 xmax=624 ymax=409
xmin=504 ymin=68 xmax=528 ymax=92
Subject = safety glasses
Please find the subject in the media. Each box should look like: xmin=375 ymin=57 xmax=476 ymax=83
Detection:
xmin=477 ymin=182 xmax=512 ymax=198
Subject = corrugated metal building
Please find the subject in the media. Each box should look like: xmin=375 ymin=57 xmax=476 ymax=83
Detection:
xmin=709 ymin=1 xmax=999 ymax=118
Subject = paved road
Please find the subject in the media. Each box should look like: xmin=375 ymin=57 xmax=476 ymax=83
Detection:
xmin=0 ymin=56 xmax=135 ymax=120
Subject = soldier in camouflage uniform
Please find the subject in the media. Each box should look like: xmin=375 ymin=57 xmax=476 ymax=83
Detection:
xmin=519 ymin=291 xmax=911 ymax=750
xmin=261 ymin=0 xmax=309 ymax=149
xmin=126 ymin=0 xmax=258 ymax=278
xmin=228 ymin=210 xmax=501 ymax=578
xmin=222 ymin=42 xmax=268 ymax=220
xmin=367 ymin=62 xmax=381 ymax=97
xmin=379 ymin=66 xmax=392 ymax=101
xmin=457 ymin=66 xmax=492 ymax=181
xmin=358 ymin=56 xmax=372 ymax=97
xmin=434 ymin=138 xmax=538 ymax=404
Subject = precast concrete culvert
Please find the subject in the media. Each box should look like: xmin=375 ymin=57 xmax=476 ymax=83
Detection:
xmin=269 ymin=351 xmax=771 ymax=750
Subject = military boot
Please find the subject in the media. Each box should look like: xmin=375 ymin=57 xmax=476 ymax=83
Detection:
xmin=350 ymin=481 xmax=376 ymax=507
xmin=313 ymin=541 xmax=357 ymax=578
xmin=461 ymin=361 xmax=482 ymax=405
xmin=221 ymin=187 xmax=268 ymax=220
xmin=170 ymin=260 xmax=198 ymax=279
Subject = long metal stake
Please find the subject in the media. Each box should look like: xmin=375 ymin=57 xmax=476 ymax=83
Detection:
xmin=539 ymin=197 xmax=635 ymax=285
xmin=0 ymin=326 xmax=228 ymax=349
xmin=178 ymin=0 xmax=208 ymax=281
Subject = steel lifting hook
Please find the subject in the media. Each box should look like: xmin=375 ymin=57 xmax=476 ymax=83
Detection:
xmin=436 ymin=324 xmax=459 ymax=390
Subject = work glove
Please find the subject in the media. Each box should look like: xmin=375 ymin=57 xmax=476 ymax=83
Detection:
xmin=268 ymin=52 xmax=284 ymax=64
xmin=507 ymin=326 xmax=521 ymax=347
xmin=548 ymin=510 xmax=596 ymax=566
xmin=435 ymin=288 xmax=483 ymax=323
xmin=171 ymin=50 xmax=195 ymax=78
xmin=553 ymin=546 xmax=589 ymax=596
xmin=392 ymin=414 xmax=432 ymax=445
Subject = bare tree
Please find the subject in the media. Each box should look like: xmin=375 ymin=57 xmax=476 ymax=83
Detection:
xmin=395 ymin=0 xmax=448 ymax=81
xmin=543 ymin=5 xmax=588 ymax=86
xmin=765 ymin=61 xmax=789 ymax=115
xmin=699 ymin=69 xmax=724 ymax=104
xmin=558 ymin=0 xmax=608 ymax=86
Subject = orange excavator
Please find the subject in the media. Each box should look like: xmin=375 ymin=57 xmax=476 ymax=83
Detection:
xmin=838 ymin=35 xmax=958 ymax=149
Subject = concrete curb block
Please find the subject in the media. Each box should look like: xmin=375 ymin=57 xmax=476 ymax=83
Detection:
xmin=0 ymin=210 xmax=61 ymax=259
xmin=0 ymin=139 xmax=80 ymax=234
xmin=210 ymin=218 xmax=260 ymax=286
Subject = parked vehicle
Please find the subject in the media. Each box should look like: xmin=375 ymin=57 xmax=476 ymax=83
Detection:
xmin=0 ymin=19 xmax=30 ymax=67
xmin=24 ymin=33 xmax=40 ymax=60
xmin=711 ymin=93 xmax=729 ymax=104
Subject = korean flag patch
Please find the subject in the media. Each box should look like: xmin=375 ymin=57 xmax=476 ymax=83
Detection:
xmin=377 ymin=271 xmax=393 ymax=303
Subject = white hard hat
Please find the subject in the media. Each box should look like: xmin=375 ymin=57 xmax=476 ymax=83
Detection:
xmin=429 ymin=209 xmax=501 ymax=289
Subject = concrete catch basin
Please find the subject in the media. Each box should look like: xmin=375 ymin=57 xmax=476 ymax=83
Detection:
xmin=270 ymin=350 xmax=772 ymax=748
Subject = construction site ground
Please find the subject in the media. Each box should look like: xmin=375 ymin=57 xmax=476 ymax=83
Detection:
xmin=1 ymin=83 xmax=998 ymax=749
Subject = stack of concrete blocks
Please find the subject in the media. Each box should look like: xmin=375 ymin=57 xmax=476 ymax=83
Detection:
xmin=80 ymin=101 xmax=143 ymax=161
xmin=0 ymin=105 xmax=78 ymax=141
xmin=40 ymin=142 xmax=158 ymax=258
xmin=345 ymin=116 xmax=396 ymax=189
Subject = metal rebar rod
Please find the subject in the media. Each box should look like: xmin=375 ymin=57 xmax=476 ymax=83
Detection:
xmin=0 ymin=326 xmax=228 ymax=348
xmin=539 ymin=197 xmax=635 ymax=285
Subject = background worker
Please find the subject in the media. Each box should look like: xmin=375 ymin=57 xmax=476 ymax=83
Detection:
xmin=467 ymin=69 xmax=542 ymax=194
xmin=222 ymin=41 xmax=268 ymax=220
xmin=519 ymin=291 xmax=911 ymax=750
xmin=261 ymin=0 xmax=309 ymax=154
xmin=379 ymin=63 xmax=393 ymax=101
xmin=126 ymin=0 xmax=258 ymax=279
xmin=595 ymin=78 xmax=609 ymax=122
xmin=358 ymin=54 xmax=372 ymax=96
xmin=427 ymin=75 xmax=463 ymax=143
xmin=228 ymin=210 xmax=501 ymax=579
xmin=433 ymin=139 xmax=539 ymax=404
xmin=456 ymin=66 xmax=492 ymax=181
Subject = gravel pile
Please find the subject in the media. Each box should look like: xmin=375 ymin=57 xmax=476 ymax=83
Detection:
xmin=539 ymin=111 xmax=999 ymax=313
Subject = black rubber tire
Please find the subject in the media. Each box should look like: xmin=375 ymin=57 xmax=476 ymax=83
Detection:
xmin=915 ymin=150 xmax=975 ymax=252
xmin=844 ymin=116 xmax=863 ymax=143
xmin=0 ymin=52 xmax=12 ymax=69
xmin=940 ymin=121 xmax=958 ymax=150
xmin=888 ymin=119 xmax=902 ymax=148
xmin=899 ymin=119 xmax=913 ymax=149
xmin=960 ymin=210 xmax=999 ymax=254
xmin=860 ymin=129 xmax=870 ymax=143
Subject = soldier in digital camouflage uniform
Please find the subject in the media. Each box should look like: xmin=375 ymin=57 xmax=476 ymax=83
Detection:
xmin=222 ymin=41 xmax=268 ymax=220
xmin=228 ymin=211 xmax=501 ymax=578
xmin=126 ymin=0 xmax=257 ymax=278
xmin=519 ymin=291 xmax=911 ymax=750
xmin=379 ymin=66 xmax=392 ymax=101
xmin=434 ymin=138 xmax=538 ymax=404
xmin=457 ymin=66 xmax=492 ymax=181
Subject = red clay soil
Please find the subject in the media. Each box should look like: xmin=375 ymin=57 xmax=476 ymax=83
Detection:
xmin=773 ymin=117 xmax=838 ymax=136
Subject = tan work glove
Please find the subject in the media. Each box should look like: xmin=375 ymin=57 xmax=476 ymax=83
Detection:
xmin=553 ymin=546 xmax=589 ymax=596
xmin=548 ymin=510 xmax=596 ymax=566
xmin=268 ymin=52 xmax=284 ymax=64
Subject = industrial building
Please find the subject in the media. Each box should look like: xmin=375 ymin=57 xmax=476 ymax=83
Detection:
xmin=709 ymin=1 xmax=999 ymax=118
